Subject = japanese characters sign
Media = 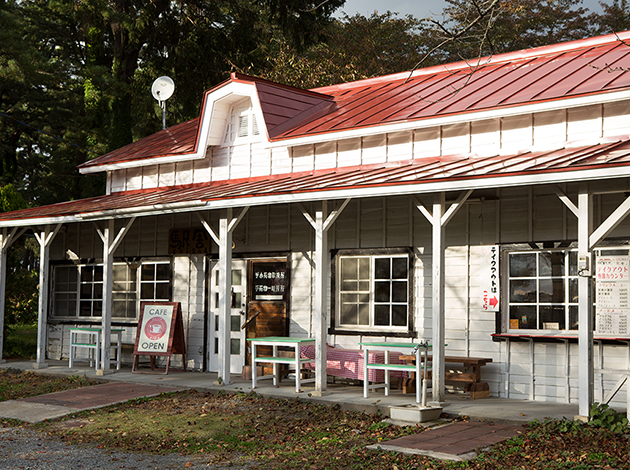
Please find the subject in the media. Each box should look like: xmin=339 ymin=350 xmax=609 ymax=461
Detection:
xmin=168 ymin=227 xmax=211 ymax=255
xmin=480 ymin=245 xmax=500 ymax=312
xmin=136 ymin=303 xmax=174 ymax=353
xmin=596 ymin=255 xmax=630 ymax=336
xmin=251 ymin=261 xmax=287 ymax=301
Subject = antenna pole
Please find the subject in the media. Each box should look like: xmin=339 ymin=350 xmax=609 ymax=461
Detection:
xmin=161 ymin=101 xmax=166 ymax=130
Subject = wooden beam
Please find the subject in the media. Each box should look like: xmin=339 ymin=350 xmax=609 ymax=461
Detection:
xmin=578 ymin=186 xmax=593 ymax=419
xmin=323 ymin=198 xmax=352 ymax=232
xmin=298 ymin=203 xmax=317 ymax=230
xmin=411 ymin=195 xmax=433 ymax=224
xmin=441 ymin=189 xmax=473 ymax=227
xmin=589 ymin=194 xmax=630 ymax=249
xmin=217 ymin=210 xmax=233 ymax=384
xmin=108 ymin=217 xmax=136 ymax=256
xmin=228 ymin=207 xmax=249 ymax=233
xmin=197 ymin=213 xmax=220 ymax=245
xmin=432 ymin=193 xmax=446 ymax=404
xmin=555 ymin=186 xmax=579 ymax=218
xmin=314 ymin=201 xmax=328 ymax=394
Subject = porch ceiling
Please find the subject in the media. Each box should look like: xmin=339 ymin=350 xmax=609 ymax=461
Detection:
xmin=4 ymin=136 xmax=630 ymax=227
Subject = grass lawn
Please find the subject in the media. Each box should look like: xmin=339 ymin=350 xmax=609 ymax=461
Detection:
xmin=1 ymin=369 xmax=630 ymax=469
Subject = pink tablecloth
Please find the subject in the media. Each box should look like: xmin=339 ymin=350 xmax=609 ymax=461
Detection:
xmin=299 ymin=345 xmax=408 ymax=382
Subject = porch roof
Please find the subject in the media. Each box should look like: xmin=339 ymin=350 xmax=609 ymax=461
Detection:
xmin=3 ymin=136 xmax=630 ymax=227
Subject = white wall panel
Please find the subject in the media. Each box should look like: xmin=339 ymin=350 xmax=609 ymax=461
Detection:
xmin=413 ymin=128 xmax=440 ymax=159
xmin=471 ymin=119 xmax=500 ymax=156
xmin=127 ymin=167 xmax=142 ymax=190
xmin=387 ymin=131 xmax=412 ymax=162
xmin=142 ymin=165 xmax=159 ymax=189
xmin=501 ymin=115 xmax=532 ymax=153
xmin=533 ymin=110 xmax=566 ymax=148
xmin=291 ymin=145 xmax=314 ymax=173
xmin=337 ymin=138 xmax=362 ymax=167
xmin=362 ymin=134 xmax=386 ymax=165
xmin=567 ymin=105 xmax=602 ymax=141
xmin=193 ymin=155 xmax=211 ymax=183
xmin=314 ymin=142 xmax=336 ymax=170
xmin=442 ymin=123 xmax=469 ymax=155
xmin=603 ymin=100 xmax=630 ymax=136
xmin=159 ymin=163 xmax=175 ymax=187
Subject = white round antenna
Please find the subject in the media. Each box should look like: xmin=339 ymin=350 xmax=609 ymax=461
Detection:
xmin=151 ymin=76 xmax=175 ymax=102
xmin=151 ymin=76 xmax=175 ymax=129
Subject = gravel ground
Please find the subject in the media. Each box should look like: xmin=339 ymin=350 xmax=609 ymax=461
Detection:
xmin=0 ymin=427 xmax=244 ymax=469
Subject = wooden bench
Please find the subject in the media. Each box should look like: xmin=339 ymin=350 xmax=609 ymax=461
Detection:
xmin=399 ymin=355 xmax=493 ymax=399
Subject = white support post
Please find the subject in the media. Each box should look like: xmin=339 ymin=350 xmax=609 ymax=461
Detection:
xmin=299 ymin=199 xmax=351 ymax=395
xmin=217 ymin=210 xmax=233 ymax=385
xmin=314 ymin=201 xmax=328 ymax=394
xmin=34 ymin=224 xmax=61 ymax=369
xmin=100 ymin=219 xmax=114 ymax=375
xmin=578 ymin=186 xmax=593 ymax=419
xmin=96 ymin=217 xmax=135 ymax=375
xmin=432 ymin=193 xmax=446 ymax=404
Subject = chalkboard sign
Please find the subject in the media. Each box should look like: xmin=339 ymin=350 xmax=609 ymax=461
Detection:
xmin=168 ymin=227 xmax=211 ymax=254
xmin=251 ymin=261 xmax=288 ymax=301
xmin=132 ymin=301 xmax=186 ymax=374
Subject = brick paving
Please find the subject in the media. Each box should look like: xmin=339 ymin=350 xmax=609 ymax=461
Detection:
xmin=377 ymin=421 xmax=524 ymax=460
xmin=17 ymin=382 xmax=182 ymax=410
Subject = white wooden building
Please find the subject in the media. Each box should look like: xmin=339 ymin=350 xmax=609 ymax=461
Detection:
xmin=4 ymin=31 xmax=630 ymax=417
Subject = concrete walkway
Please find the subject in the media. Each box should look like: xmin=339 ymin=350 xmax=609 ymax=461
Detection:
xmin=0 ymin=360 xmax=584 ymax=461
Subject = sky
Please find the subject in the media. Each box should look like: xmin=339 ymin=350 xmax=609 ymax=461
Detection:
xmin=335 ymin=0 xmax=605 ymax=20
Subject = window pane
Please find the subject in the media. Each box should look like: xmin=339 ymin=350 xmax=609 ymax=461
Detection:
xmin=569 ymin=251 xmax=578 ymax=276
xmin=230 ymin=338 xmax=240 ymax=355
xmin=232 ymin=269 xmax=242 ymax=286
xmin=359 ymin=303 xmax=370 ymax=325
xmin=231 ymin=315 xmax=241 ymax=332
xmin=539 ymin=252 xmax=565 ymax=277
xmin=156 ymin=263 xmax=170 ymax=280
xmin=358 ymin=258 xmax=370 ymax=278
xmin=80 ymin=284 xmax=92 ymax=299
xmin=569 ymin=279 xmax=578 ymax=303
xmin=93 ymin=301 xmax=102 ymax=316
xmin=342 ymin=281 xmax=358 ymax=291
xmin=375 ymin=258 xmax=390 ymax=279
xmin=341 ymin=303 xmax=358 ymax=324
xmin=93 ymin=283 xmax=103 ymax=299
xmin=510 ymin=279 xmax=536 ymax=303
xmin=392 ymin=305 xmax=407 ymax=326
xmin=509 ymin=305 xmax=536 ymax=329
xmin=569 ymin=306 xmax=578 ymax=330
xmin=540 ymin=305 xmax=565 ymax=330
xmin=375 ymin=281 xmax=390 ymax=302
xmin=358 ymin=281 xmax=370 ymax=291
xmin=81 ymin=267 xmax=93 ymax=282
xmin=510 ymin=253 xmax=536 ymax=277
xmin=93 ymin=266 xmax=103 ymax=282
xmin=232 ymin=292 xmax=241 ymax=309
xmin=79 ymin=301 xmax=92 ymax=316
xmin=141 ymin=284 xmax=154 ymax=299
xmin=142 ymin=265 xmax=154 ymax=281
xmin=341 ymin=258 xmax=357 ymax=280
xmin=539 ymin=279 xmax=564 ymax=303
xmin=112 ymin=265 xmax=128 ymax=282
xmin=392 ymin=258 xmax=408 ymax=279
xmin=392 ymin=281 xmax=407 ymax=303
xmin=375 ymin=305 xmax=390 ymax=326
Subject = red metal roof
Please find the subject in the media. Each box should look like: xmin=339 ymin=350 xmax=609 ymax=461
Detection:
xmin=5 ymin=137 xmax=630 ymax=224
xmin=78 ymin=32 xmax=630 ymax=172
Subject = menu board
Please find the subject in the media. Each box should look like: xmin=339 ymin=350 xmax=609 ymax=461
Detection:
xmin=596 ymin=255 xmax=630 ymax=336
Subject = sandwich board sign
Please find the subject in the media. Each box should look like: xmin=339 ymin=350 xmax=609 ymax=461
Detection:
xmin=132 ymin=301 xmax=186 ymax=374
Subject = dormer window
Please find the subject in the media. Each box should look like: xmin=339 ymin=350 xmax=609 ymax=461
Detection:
xmin=223 ymin=101 xmax=260 ymax=145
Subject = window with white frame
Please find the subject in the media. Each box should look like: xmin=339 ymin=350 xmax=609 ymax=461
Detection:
xmin=337 ymin=252 xmax=411 ymax=331
xmin=222 ymin=101 xmax=260 ymax=145
xmin=52 ymin=261 xmax=171 ymax=320
xmin=507 ymin=250 xmax=579 ymax=332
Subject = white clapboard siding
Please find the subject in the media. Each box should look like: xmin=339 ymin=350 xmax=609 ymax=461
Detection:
xmin=471 ymin=119 xmax=500 ymax=156
xmin=292 ymin=145 xmax=314 ymax=173
xmin=533 ymin=110 xmax=566 ymax=148
xmin=387 ymin=131 xmax=413 ymax=162
xmin=338 ymin=138 xmax=362 ymax=167
xmin=159 ymin=163 xmax=176 ymax=187
xmin=603 ymin=100 xmax=630 ymax=136
xmin=289 ymin=251 xmax=313 ymax=337
xmin=315 ymin=142 xmax=336 ymax=170
xmin=567 ymin=106 xmax=602 ymax=141
xmin=500 ymin=114 xmax=532 ymax=153
xmin=193 ymin=154 xmax=211 ymax=184
xmin=142 ymin=164 xmax=159 ymax=189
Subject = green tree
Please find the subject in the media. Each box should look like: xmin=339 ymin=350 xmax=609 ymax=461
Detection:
xmin=589 ymin=0 xmax=630 ymax=35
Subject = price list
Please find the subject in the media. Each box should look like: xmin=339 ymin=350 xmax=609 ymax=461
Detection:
xmin=596 ymin=255 xmax=630 ymax=336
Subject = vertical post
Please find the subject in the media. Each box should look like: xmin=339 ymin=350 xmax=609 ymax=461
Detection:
xmin=35 ymin=226 xmax=52 ymax=368
xmin=0 ymin=229 xmax=8 ymax=364
xmin=314 ymin=201 xmax=328 ymax=394
xmin=577 ymin=186 xmax=593 ymax=419
xmin=432 ymin=193 xmax=446 ymax=404
xmin=99 ymin=219 xmax=114 ymax=375
xmin=218 ymin=210 xmax=233 ymax=384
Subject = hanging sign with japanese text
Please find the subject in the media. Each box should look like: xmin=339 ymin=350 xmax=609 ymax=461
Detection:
xmin=251 ymin=261 xmax=287 ymax=301
xmin=480 ymin=245 xmax=500 ymax=312
xmin=168 ymin=227 xmax=211 ymax=255
xmin=596 ymin=255 xmax=630 ymax=336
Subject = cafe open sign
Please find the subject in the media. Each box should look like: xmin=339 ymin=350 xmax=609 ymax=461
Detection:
xmin=137 ymin=304 xmax=174 ymax=352
xmin=252 ymin=261 xmax=287 ymax=301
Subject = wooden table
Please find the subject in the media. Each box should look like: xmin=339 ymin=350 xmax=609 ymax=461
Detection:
xmin=69 ymin=327 xmax=124 ymax=371
xmin=359 ymin=341 xmax=431 ymax=405
xmin=248 ymin=336 xmax=315 ymax=393
xmin=399 ymin=355 xmax=492 ymax=399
